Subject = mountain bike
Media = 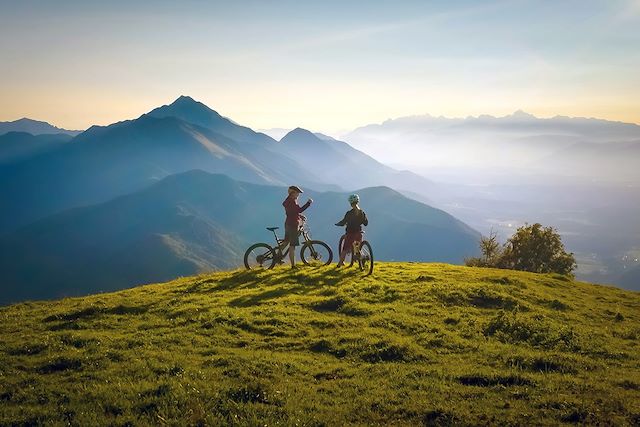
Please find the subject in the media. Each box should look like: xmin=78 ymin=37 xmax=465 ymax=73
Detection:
xmin=337 ymin=232 xmax=374 ymax=275
xmin=244 ymin=218 xmax=333 ymax=270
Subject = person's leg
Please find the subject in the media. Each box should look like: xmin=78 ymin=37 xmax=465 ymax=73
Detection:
xmin=286 ymin=225 xmax=298 ymax=268
xmin=289 ymin=244 xmax=296 ymax=267
xmin=276 ymin=241 xmax=288 ymax=264
xmin=337 ymin=247 xmax=347 ymax=266
xmin=337 ymin=234 xmax=353 ymax=267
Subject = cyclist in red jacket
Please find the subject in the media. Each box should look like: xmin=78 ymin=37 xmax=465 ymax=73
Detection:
xmin=282 ymin=185 xmax=313 ymax=268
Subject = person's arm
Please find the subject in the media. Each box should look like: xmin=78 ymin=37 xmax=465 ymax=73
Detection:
xmin=335 ymin=212 xmax=348 ymax=226
xmin=299 ymin=199 xmax=312 ymax=213
xmin=362 ymin=211 xmax=368 ymax=226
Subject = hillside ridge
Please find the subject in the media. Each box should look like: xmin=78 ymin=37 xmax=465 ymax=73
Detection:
xmin=1 ymin=262 xmax=638 ymax=425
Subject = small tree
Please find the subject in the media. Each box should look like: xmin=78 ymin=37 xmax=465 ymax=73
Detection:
xmin=500 ymin=223 xmax=576 ymax=275
xmin=465 ymin=229 xmax=503 ymax=267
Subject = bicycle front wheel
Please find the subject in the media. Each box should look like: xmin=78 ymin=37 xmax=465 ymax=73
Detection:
xmin=244 ymin=243 xmax=276 ymax=270
xmin=358 ymin=241 xmax=374 ymax=276
xmin=300 ymin=240 xmax=333 ymax=267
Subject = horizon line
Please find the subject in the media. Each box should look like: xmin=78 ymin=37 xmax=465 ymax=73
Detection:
xmin=1 ymin=98 xmax=639 ymax=132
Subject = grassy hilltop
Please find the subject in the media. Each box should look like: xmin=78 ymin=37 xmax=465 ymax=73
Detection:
xmin=1 ymin=263 xmax=639 ymax=425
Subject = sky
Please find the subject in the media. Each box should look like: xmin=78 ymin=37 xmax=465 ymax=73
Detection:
xmin=1 ymin=0 xmax=639 ymax=132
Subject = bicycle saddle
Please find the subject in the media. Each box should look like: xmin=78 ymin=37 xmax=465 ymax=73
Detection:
xmin=266 ymin=227 xmax=279 ymax=231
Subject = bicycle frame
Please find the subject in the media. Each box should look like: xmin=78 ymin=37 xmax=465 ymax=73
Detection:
xmin=244 ymin=219 xmax=334 ymax=270
xmin=340 ymin=232 xmax=364 ymax=255
xmin=268 ymin=221 xmax=313 ymax=262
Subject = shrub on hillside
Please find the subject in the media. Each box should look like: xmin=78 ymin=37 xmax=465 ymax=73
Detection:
xmin=465 ymin=230 xmax=502 ymax=268
xmin=466 ymin=224 xmax=576 ymax=275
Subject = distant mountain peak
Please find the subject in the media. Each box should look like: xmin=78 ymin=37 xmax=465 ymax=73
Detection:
xmin=281 ymin=127 xmax=317 ymax=141
xmin=291 ymin=127 xmax=314 ymax=135
xmin=509 ymin=110 xmax=536 ymax=119
xmin=145 ymin=96 xmax=275 ymax=144
xmin=146 ymin=96 xmax=224 ymax=127
xmin=171 ymin=95 xmax=200 ymax=106
xmin=161 ymin=95 xmax=215 ymax=114
xmin=176 ymin=94 xmax=195 ymax=101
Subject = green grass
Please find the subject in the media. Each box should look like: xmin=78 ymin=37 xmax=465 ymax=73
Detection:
xmin=1 ymin=262 xmax=639 ymax=426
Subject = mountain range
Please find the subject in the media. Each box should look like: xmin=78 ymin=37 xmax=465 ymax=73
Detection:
xmin=0 ymin=170 xmax=479 ymax=305
xmin=0 ymin=96 xmax=482 ymax=304
xmin=0 ymin=96 xmax=434 ymax=234
xmin=344 ymin=111 xmax=640 ymax=181
xmin=3 ymin=97 xmax=637 ymax=296
xmin=0 ymin=117 xmax=81 ymax=136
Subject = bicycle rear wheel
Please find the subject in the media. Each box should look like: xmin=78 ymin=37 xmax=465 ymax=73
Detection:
xmin=338 ymin=234 xmax=355 ymax=267
xmin=244 ymin=243 xmax=276 ymax=270
xmin=358 ymin=241 xmax=374 ymax=275
xmin=301 ymin=240 xmax=333 ymax=267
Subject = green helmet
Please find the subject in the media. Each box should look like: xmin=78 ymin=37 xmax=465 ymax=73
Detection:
xmin=348 ymin=194 xmax=360 ymax=204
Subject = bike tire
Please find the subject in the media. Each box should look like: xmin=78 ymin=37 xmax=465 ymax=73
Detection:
xmin=244 ymin=243 xmax=276 ymax=270
xmin=300 ymin=240 xmax=333 ymax=267
xmin=358 ymin=241 xmax=374 ymax=276
xmin=338 ymin=234 xmax=355 ymax=267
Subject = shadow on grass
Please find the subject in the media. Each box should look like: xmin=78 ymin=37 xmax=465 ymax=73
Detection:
xmin=228 ymin=287 xmax=300 ymax=307
xmin=458 ymin=374 xmax=533 ymax=387
xmin=222 ymin=268 xmax=353 ymax=306
xmin=6 ymin=343 xmax=48 ymax=356
xmin=43 ymin=304 xmax=151 ymax=322
xmin=199 ymin=270 xmax=265 ymax=292
xmin=37 ymin=357 xmax=82 ymax=374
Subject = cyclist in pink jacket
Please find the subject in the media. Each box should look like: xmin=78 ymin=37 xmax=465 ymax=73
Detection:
xmin=281 ymin=185 xmax=313 ymax=268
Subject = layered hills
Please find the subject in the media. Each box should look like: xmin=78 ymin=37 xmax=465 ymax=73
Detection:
xmin=0 ymin=171 xmax=478 ymax=305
